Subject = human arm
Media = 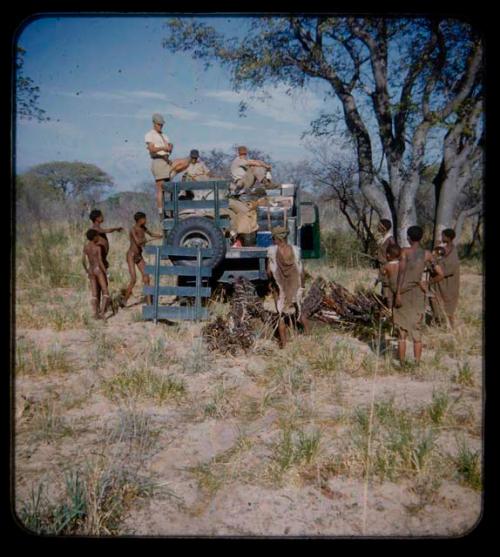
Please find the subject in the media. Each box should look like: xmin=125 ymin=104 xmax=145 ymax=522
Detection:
xmin=145 ymin=227 xmax=164 ymax=240
xmin=100 ymin=226 xmax=123 ymax=233
xmin=82 ymin=249 xmax=90 ymax=277
xmin=394 ymin=251 xmax=407 ymax=307
xmin=245 ymin=159 xmax=272 ymax=170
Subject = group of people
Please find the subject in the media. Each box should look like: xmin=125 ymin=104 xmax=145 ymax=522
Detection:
xmin=82 ymin=209 xmax=162 ymax=319
xmin=145 ymin=112 xmax=279 ymax=233
xmin=83 ymin=112 xmax=461 ymax=362
xmin=376 ymin=220 xmax=460 ymax=365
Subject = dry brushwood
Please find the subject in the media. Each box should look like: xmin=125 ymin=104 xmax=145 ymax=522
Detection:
xmin=203 ymin=277 xmax=277 ymax=355
xmin=301 ymin=277 xmax=326 ymax=318
xmin=308 ymin=280 xmax=391 ymax=328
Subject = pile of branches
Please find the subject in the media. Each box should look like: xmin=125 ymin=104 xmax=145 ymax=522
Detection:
xmin=302 ymin=277 xmax=391 ymax=330
xmin=203 ymin=276 xmax=391 ymax=354
xmin=202 ymin=277 xmax=278 ymax=355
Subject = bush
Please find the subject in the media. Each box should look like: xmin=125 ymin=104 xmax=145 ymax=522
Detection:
xmin=321 ymin=230 xmax=373 ymax=268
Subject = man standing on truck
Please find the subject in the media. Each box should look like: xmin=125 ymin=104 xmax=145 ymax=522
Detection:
xmin=145 ymin=113 xmax=189 ymax=220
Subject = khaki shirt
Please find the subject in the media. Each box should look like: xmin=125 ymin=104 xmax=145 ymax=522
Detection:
xmin=185 ymin=160 xmax=210 ymax=180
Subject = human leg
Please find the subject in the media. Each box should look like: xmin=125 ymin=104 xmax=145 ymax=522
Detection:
xmin=398 ymin=330 xmax=407 ymax=363
xmin=124 ymin=253 xmax=137 ymax=302
xmin=413 ymin=341 xmax=423 ymax=364
xmin=96 ymin=270 xmax=111 ymax=316
xmin=89 ymin=275 xmax=100 ymax=318
xmin=155 ymin=179 xmax=164 ymax=212
xmin=170 ymin=157 xmax=190 ymax=178
xmin=137 ymin=258 xmax=152 ymax=305
xmin=277 ymin=317 xmax=287 ymax=348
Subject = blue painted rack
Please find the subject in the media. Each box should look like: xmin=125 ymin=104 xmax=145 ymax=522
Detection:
xmin=162 ymin=180 xmax=231 ymax=230
xmin=142 ymin=245 xmax=213 ymax=323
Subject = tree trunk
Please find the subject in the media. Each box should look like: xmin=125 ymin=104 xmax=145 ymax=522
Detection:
xmin=454 ymin=203 xmax=482 ymax=245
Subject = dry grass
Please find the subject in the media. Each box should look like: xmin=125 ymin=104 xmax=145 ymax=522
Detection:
xmin=14 ymin=222 xmax=483 ymax=535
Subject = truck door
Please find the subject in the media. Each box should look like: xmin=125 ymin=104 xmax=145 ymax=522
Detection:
xmin=299 ymin=201 xmax=321 ymax=259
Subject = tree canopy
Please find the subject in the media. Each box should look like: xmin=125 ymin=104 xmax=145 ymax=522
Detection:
xmin=163 ymin=16 xmax=483 ymax=244
xmin=15 ymin=46 xmax=49 ymax=122
xmin=22 ymin=161 xmax=114 ymax=203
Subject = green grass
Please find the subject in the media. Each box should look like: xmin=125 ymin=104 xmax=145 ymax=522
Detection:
xmin=454 ymin=360 xmax=475 ymax=387
xmin=18 ymin=462 xmax=156 ymax=535
xmin=269 ymin=426 xmax=322 ymax=482
xmin=455 ymin=439 xmax=481 ymax=491
xmin=427 ymin=390 xmax=451 ymax=425
xmin=16 ymin=340 xmax=73 ymax=376
xmin=30 ymin=400 xmax=74 ymax=441
xmin=102 ymin=365 xmax=186 ymax=404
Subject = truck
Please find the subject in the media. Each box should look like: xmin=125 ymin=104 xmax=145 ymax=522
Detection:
xmin=142 ymin=179 xmax=321 ymax=321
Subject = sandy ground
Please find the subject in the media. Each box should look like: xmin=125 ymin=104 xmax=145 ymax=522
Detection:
xmin=14 ymin=270 xmax=483 ymax=538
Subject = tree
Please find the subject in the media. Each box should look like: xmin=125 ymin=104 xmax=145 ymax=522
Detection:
xmin=16 ymin=46 xmax=49 ymax=122
xmin=163 ymin=17 xmax=483 ymax=245
xmin=432 ymin=95 xmax=483 ymax=244
xmin=304 ymin=144 xmax=377 ymax=252
xmin=23 ymin=161 xmax=114 ymax=203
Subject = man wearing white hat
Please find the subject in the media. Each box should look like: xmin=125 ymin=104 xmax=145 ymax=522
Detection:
xmin=145 ymin=113 xmax=189 ymax=220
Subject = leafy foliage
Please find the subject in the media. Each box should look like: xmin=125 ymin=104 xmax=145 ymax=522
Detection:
xmin=16 ymin=46 xmax=49 ymax=122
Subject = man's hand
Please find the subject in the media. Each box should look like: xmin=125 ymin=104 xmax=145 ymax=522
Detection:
xmin=419 ymin=280 xmax=428 ymax=293
xmin=114 ymin=227 xmax=124 ymax=232
xmin=394 ymin=293 xmax=402 ymax=308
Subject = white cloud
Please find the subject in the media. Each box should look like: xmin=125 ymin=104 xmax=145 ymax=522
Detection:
xmin=50 ymin=89 xmax=198 ymax=121
xmin=200 ymin=119 xmax=254 ymax=131
xmin=204 ymin=85 xmax=324 ymax=126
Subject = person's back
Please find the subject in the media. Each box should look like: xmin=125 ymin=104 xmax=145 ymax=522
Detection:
xmin=400 ymin=246 xmax=426 ymax=293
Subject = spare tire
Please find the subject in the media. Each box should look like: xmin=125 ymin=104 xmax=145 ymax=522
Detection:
xmin=166 ymin=216 xmax=226 ymax=268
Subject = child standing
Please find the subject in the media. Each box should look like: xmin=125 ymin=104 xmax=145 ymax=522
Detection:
xmin=380 ymin=243 xmax=401 ymax=310
xmin=123 ymin=212 xmax=163 ymax=305
xmin=82 ymin=229 xmax=111 ymax=319
xmin=89 ymin=209 xmax=123 ymax=272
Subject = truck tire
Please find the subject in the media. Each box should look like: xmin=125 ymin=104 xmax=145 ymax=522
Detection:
xmin=166 ymin=216 xmax=226 ymax=268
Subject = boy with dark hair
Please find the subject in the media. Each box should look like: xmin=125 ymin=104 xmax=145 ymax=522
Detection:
xmin=82 ymin=229 xmax=111 ymax=319
xmin=393 ymin=226 xmax=444 ymax=365
xmin=379 ymin=243 xmax=401 ymax=310
xmin=123 ymin=212 xmax=163 ymax=304
xmin=89 ymin=209 xmax=123 ymax=270
xmin=430 ymin=228 xmax=460 ymax=328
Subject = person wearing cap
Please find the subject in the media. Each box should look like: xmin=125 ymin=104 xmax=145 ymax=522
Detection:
xmin=181 ymin=149 xmax=214 ymax=200
xmin=145 ymin=113 xmax=190 ymax=219
xmin=230 ymin=146 xmax=276 ymax=196
xmin=267 ymin=225 xmax=309 ymax=348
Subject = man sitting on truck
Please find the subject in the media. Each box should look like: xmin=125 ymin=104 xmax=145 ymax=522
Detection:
xmin=230 ymin=145 xmax=278 ymax=196
xmin=181 ymin=149 xmax=214 ymax=201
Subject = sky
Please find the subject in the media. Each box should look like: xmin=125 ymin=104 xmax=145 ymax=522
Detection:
xmin=15 ymin=16 xmax=340 ymax=193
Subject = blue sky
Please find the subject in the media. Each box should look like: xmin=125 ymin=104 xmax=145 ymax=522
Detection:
xmin=15 ymin=16 xmax=340 ymax=192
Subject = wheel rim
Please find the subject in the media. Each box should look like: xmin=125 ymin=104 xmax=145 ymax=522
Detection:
xmin=179 ymin=230 xmax=211 ymax=250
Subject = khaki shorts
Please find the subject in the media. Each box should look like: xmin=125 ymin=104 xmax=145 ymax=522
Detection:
xmin=151 ymin=158 xmax=172 ymax=180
